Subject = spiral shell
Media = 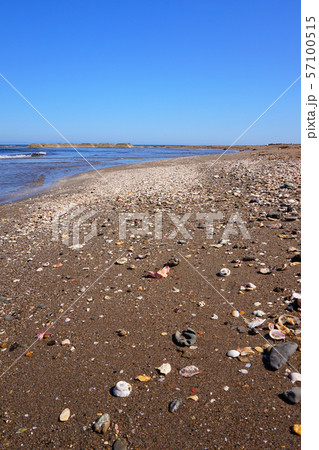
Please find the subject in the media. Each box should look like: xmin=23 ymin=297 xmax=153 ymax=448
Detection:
xmin=113 ymin=381 xmax=132 ymax=397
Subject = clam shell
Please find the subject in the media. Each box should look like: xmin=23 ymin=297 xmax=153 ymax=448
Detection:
xmin=240 ymin=346 xmax=254 ymax=356
xmin=218 ymin=268 xmax=231 ymax=277
xmin=269 ymin=328 xmax=286 ymax=340
xmin=226 ymin=350 xmax=240 ymax=358
xmin=232 ymin=310 xmax=240 ymax=317
xmin=245 ymin=282 xmax=256 ymax=291
xmin=247 ymin=318 xmax=265 ymax=329
xmin=115 ymin=257 xmax=128 ymax=265
xmin=113 ymin=381 xmax=132 ymax=397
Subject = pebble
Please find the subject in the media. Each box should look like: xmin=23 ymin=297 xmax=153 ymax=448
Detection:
xmin=268 ymin=342 xmax=298 ymax=370
xmin=93 ymin=413 xmax=111 ymax=434
xmin=169 ymin=398 xmax=183 ymax=412
xmin=237 ymin=326 xmax=246 ymax=333
xmin=4 ymin=315 xmax=13 ymax=322
xmin=59 ymin=408 xmax=71 ymax=422
xmin=112 ymin=438 xmax=128 ymax=450
xmin=173 ymin=328 xmax=197 ymax=347
xmin=281 ymin=387 xmax=301 ymax=404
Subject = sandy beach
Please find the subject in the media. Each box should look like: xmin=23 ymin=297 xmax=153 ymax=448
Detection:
xmin=0 ymin=145 xmax=301 ymax=449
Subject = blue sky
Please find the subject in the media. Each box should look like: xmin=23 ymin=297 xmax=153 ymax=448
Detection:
xmin=0 ymin=0 xmax=300 ymax=144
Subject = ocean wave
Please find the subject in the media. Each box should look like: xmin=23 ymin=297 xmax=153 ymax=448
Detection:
xmin=0 ymin=152 xmax=46 ymax=159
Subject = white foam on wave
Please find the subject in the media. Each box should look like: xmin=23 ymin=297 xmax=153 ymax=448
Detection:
xmin=0 ymin=152 xmax=46 ymax=159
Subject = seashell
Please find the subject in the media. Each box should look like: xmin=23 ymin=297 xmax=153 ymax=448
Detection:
xmin=232 ymin=310 xmax=240 ymax=317
xmin=292 ymin=424 xmax=301 ymax=436
xmin=288 ymin=372 xmax=301 ymax=383
xmin=187 ymin=395 xmax=199 ymax=401
xmin=59 ymin=408 xmax=71 ymax=422
xmin=169 ymin=398 xmax=183 ymax=412
xmin=210 ymin=314 xmax=218 ymax=320
xmin=269 ymin=328 xmax=286 ymax=340
xmin=240 ymin=347 xmax=254 ymax=356
xmin=278 ymin=314 xmax=299 ymax=327
xmin=268 ymin=322 xmax=275 ymax=330
xmin=179 ymin=365 xmax=200 ymax=377
xmin=245 ymin=282 xmax=256 ymax=291
xmin=238 ymin=369 xmax=248 ymax=374
xmin=61 ymin=339 xmax=71 ymax=345
xmin=156 ymin=363 xmax=171 ymax=375
xmin=218 ymin=268 xmax=231 ymax=277
xmin=226 ymin=350 xmax=240 ymax=358
xmin=247 ymin=318 xmax=265 ymax=329
xmin=259 ymin=267 xmax=272 ymax=274
xmin=112 ymin=381 xmax=132 ymax=397
xmin=253 ymin=310 xmax=265 ymax=317
xmin=115 ymin=257 xmax=128 ymax=265
xmin=135 ymin=375 xmax=151 ymax=382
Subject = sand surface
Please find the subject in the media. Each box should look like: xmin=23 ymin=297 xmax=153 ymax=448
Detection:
xmin=0 ymin=145 xmax=301 ymax=449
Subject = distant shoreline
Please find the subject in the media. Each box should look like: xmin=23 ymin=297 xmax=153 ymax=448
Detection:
xmin=25 ymin=143 xmax=300 ymax=151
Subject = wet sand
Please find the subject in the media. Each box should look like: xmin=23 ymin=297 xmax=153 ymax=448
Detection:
xmin=0 ymin=145 xmax=301 ymax=449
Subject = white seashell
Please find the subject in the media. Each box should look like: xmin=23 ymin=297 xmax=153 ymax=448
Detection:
xmin=219 ymin=268 xmax=231 ymax=277
xmin=269 ymin=328 xmax=286 ymax=340
xmin=226 ymin=350 xmax=240 ymax=358
xmin=210 ymin=314 xmax=218 ymax=320
xmin=238 ymin=369 xmax=248 ymax=374
xmin=156 ymin=363 xmax=171 ymax=375
xmin=113 ymin=381 xmax=132 ymax=397
xmin=245 ymin=282 xmax=256 ymax=290
xmin=115 ymin=257 xmax=128 ymax=265
xmin=232 ymin=310 xmax=240 ymax=317
xmin=253 ymin=310 xmax=265 ymax=317
xmin=247 ymin=318 xmax=265 ymax=329
xmin=289 ymin=372 xmax=301 ymax=383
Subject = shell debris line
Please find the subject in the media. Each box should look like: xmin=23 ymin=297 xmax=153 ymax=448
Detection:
xmin=0 ymin=145 xmax=301 ymax=448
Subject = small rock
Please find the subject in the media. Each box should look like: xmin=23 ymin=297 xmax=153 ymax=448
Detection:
xmin=268 ymin=342 xmax=298 ymax=370
xmin=173 ymin=328 xmax=197 ymax=347
xmin=237 ymin=326 xmax=246 ymax=334
xmin=93 ymin=413 xmax=111 ymax=434
xmin=169 ymin=398 xmax=183 ymax=412
xmin=59 ymin=408 xmax=71 ymax=422
xmin=282 ymin=387 xmax=301 ymax=404
xmin=4 ymin=315 xmax=14 ymax=322
xmin=112 ymin=438 xmax=128 ymax=450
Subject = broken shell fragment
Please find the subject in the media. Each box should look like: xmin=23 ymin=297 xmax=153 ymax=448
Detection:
xmin=240 ymin=347 xmax=254 ymax=356
xmin=247 ymin=318 xmax=265 ymax=329
xmin=289 ymin=372 xmax=301 ymax=383
xmin=179 ymin=365 xmax=200 ymax=377
xmin=218 ymin=268 xmax=231 ymax=277
xmin=245 ymin=282 xmax=257 ymax=291
xmin=156 ymin=363 xmax=171 ymax=375
xmin=253 ymin=310 xmax=265 ymax=317
xmin=112 ymin=381 xmax=132 ymax=397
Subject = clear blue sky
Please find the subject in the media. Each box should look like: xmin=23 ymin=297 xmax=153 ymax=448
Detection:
xmin=0 ymin=0 xmax=300 ymax=145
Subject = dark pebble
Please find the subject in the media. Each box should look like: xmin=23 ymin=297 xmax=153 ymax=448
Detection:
xmin=269 ymin=342 xmax=298 ymax=370
xmin=282 ymin=387 xmax=301 ymax=404
xmin=112 ymin=438 xmax=128 ymax=450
